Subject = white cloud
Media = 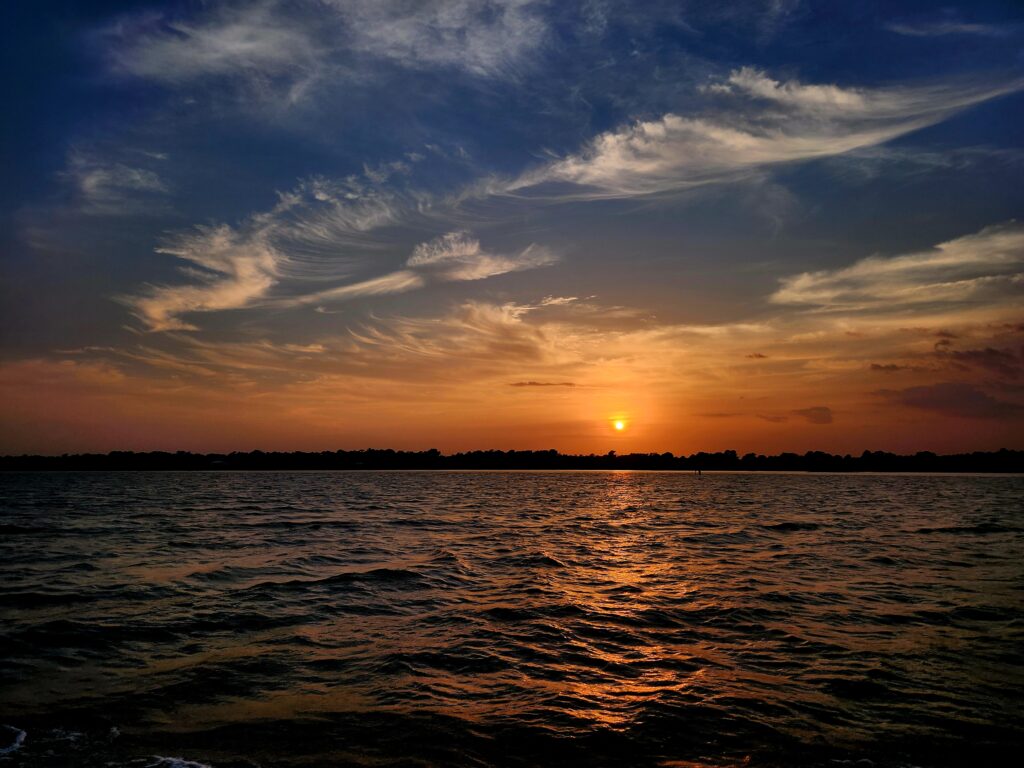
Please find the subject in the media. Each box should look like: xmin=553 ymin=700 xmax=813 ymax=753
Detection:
xmin=350 ymin=300 xmax=556 ymax=367
xmin=65 ymin=150 xmax=168 ymax=215
xmin=128 ymin=171 xmax=556 ymax=328
xmin=296 ymin=270 xmax=426 ymax=309
xmin=277 ymin=231 xmax=556 ymax=310
xmin=885 ymin=20 xmax=1010 ymax=38
xmin=510 ymin=69 xmax=1023 ymax=197
xmin=103 ymin=0 xmax=549 ymax=90
xmin=124 ymin=174 xmax=401 ymax=330
xmin=771 ymin=222 xmax=1024 ymax=312
xmin=105 ymin=3 xmax=319 ymax=84
xmin=328 ymin=0 xmax=549 ymax=77
xmin=129 ymin=225 xmax=281 ymax=331
xmin=406 ymin=230 xmax=557 ymax=281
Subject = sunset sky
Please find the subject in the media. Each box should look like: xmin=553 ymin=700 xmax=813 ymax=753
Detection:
xmin=2 ymin=0 xmax=1023 ymax=455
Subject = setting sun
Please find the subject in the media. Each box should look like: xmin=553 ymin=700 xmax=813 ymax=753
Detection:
xmin=614 ymin=420 xmax=625 ymax=431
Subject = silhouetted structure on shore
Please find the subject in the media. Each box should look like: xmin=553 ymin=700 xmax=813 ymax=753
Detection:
xmin=1 ymin=448 xmax=1021 ymax=472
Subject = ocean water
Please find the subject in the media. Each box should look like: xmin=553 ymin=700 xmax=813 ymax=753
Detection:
xmin=1 ymin=471 xmax=1022 ymax=767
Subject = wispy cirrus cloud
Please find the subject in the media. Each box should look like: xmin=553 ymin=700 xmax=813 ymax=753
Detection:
xmin=507 ymin=68 xmax=1023 ymax=198
xmin=405 ymin=231 xmax=556 ymax=282
xmin=118 ymin=63 xmax=1019 ymax=334
xmin=64 ymin=150 xmax=169 ymax=216
xmin=326 ymin=0 xmax=549 ymax=78
xmin=128 ymin=179 xmax=557 ymax=329
xmin=103 ymin=2 xmax=320 ymax=85
xmin=125 ymin=170 xmax=409 ymax=330
xmin=277 ymin=227 xmax=559 ymax=312
xmin=771 ymin=222 xmax=1024 ymax=313
xmin=129 ymin=224 xmax=281 ymax=332
xmin=885 ymin=20 xmax=1012 ymax=38
xmin=101 ymin=0 xmax=550 ymax=93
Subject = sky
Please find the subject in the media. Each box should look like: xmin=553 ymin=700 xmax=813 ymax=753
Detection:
xmin=2 ymin=0 xmax=1023 ymax=456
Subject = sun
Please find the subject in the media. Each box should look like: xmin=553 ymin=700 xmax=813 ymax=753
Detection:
xmin=613 ymin=420 xmax=626 ymax=431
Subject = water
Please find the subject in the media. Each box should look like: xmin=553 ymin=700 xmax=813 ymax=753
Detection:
xmin=1 ymin=471 xmax=1022 ymax=767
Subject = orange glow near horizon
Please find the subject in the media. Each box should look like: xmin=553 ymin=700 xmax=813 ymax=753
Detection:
xmin=0 ymin=299 xmax=1022 ymax=456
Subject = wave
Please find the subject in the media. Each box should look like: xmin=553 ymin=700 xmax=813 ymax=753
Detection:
xmin=0 ymin=523 xmax=54 ymax=535
xmin=0 ymin=726 xmax=26 ymax=756
xmin=246 ymin=566 xmax=426 ymax=594
xmin=914 ymin=522 xmax=1022 ymax=534
xmin=761 ymin=521 xmax=821 ymax=532
xmin=147 ymin=757 xmax=213 ymax=768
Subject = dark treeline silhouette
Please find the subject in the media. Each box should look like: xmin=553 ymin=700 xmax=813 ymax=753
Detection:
xmin=1 ymin=448 xmax=1021 ymax=472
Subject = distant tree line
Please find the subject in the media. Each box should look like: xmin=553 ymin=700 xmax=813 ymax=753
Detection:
xmin=0 ymin=448 xmax=1021 ymax=472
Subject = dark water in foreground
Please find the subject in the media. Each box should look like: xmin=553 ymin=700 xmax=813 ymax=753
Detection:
xmin=1 ymin=472 xmax=1022 ymax=767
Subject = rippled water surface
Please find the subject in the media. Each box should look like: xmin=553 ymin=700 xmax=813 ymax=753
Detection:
xmin=1 ymin=471 xmax=1022 ymax=767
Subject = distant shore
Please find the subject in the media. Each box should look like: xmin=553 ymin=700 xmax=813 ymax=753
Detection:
xmin=1 ymin=448 xmax=1021 ymax=472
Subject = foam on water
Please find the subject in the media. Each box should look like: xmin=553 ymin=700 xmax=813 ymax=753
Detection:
xmin=147 ymin=757 xmax=213 ymax=768
xmin=0 ymin=726 xmax=26 ymax=756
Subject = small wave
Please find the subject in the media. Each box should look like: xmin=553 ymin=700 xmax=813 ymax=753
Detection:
xmin=0 ymin=590 xmax=90 ymax=608
xmin=248 ymin=566 xmax=425 ymax=593
xmin=762 ymin=521 xmax=820 ymax=532
xmin=820 ymin=677 xmax=892 ymax=700
xmin=238 ymin=519 xmax=359 ymax=530
xmin=484 ymin=602 xmax=589 ymax=623
xmin=496 ymin=551 xmax=567 ymax=568
xmin=0 ymin=725 xmax=26 ymax=756
xmin=914 ymin=522 xmax=1021 ymax=534
xmin=683 ymin=530 xmax=752 ymax=544
xmin=0 ymin=523 xmax=53 ymax=535
xmin=868 ymin=555 xmax=898 ymax=565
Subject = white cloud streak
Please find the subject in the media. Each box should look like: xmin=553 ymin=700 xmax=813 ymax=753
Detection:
xmin=65 ymin=150 xmax=168 ymax=215
xmin=885 ymin=20 xmax=1011 ymax=38
xmin=771 ymin=222 xmax=1024 ymax=313
xmin=129 ymin=225 xmax=281 ymax=332
xmin=128 ymin=175 xmax=557 ymax=329
xmin=326 ymin=0 xmax=549 ymax=77
xmin=105 ymin=2 xmax=319 ymax=84
xmin=103 ymin=0 xmax=549 ymax=88
xmin=509 ymin=68 xmax=1023 ymax=198
xmin=405 ymin=231 xmax=557 ymax=282
xmin=278 ymin=231 xmax=557 ymax=310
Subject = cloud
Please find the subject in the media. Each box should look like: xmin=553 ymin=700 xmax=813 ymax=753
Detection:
xmin=328 ymin=0 xmax=549 ymax=78
xmin=349 ymin=301 xmax=557 ymax=374
xmin=128 ymin=225 xmax=281 ymax=332
xmin=886 ymin=20 xmax=1011 ymax=38
xmin=276 ymin=230 xmax=555 ymax=311
xmin=538 ymin=296 xmax=578 ymax=307
xmin=771 ymin=222 xmax=1024 ymax=313
xmin=127 ymin=165 xmax=557 ymax=329
xmin=305 ymin=271 xmax=426 ymax=306
xmin=125 ymin=173 xmax=405 ymax=329
xmin=510 ymin=381 xmax=575 ymax=387
xmin=102 ymin=0 xmax=549 ymax=91
xmin=65 ymin=150 xmax=168 ymax=215
xmin=406 ymin=230 xmax=557 ymax=281
xmin=792 ymin=406 xmax=833 ymax=424
xmin=875 ymin=382 xmax=1022 ymax=419
xmin=509 ymin=69 xmax=1023 ymax=197
xmin=104 ymin=3 xmax=319 ymax=85
xmin=942 ymin=347 xmax=1022 ymax=378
